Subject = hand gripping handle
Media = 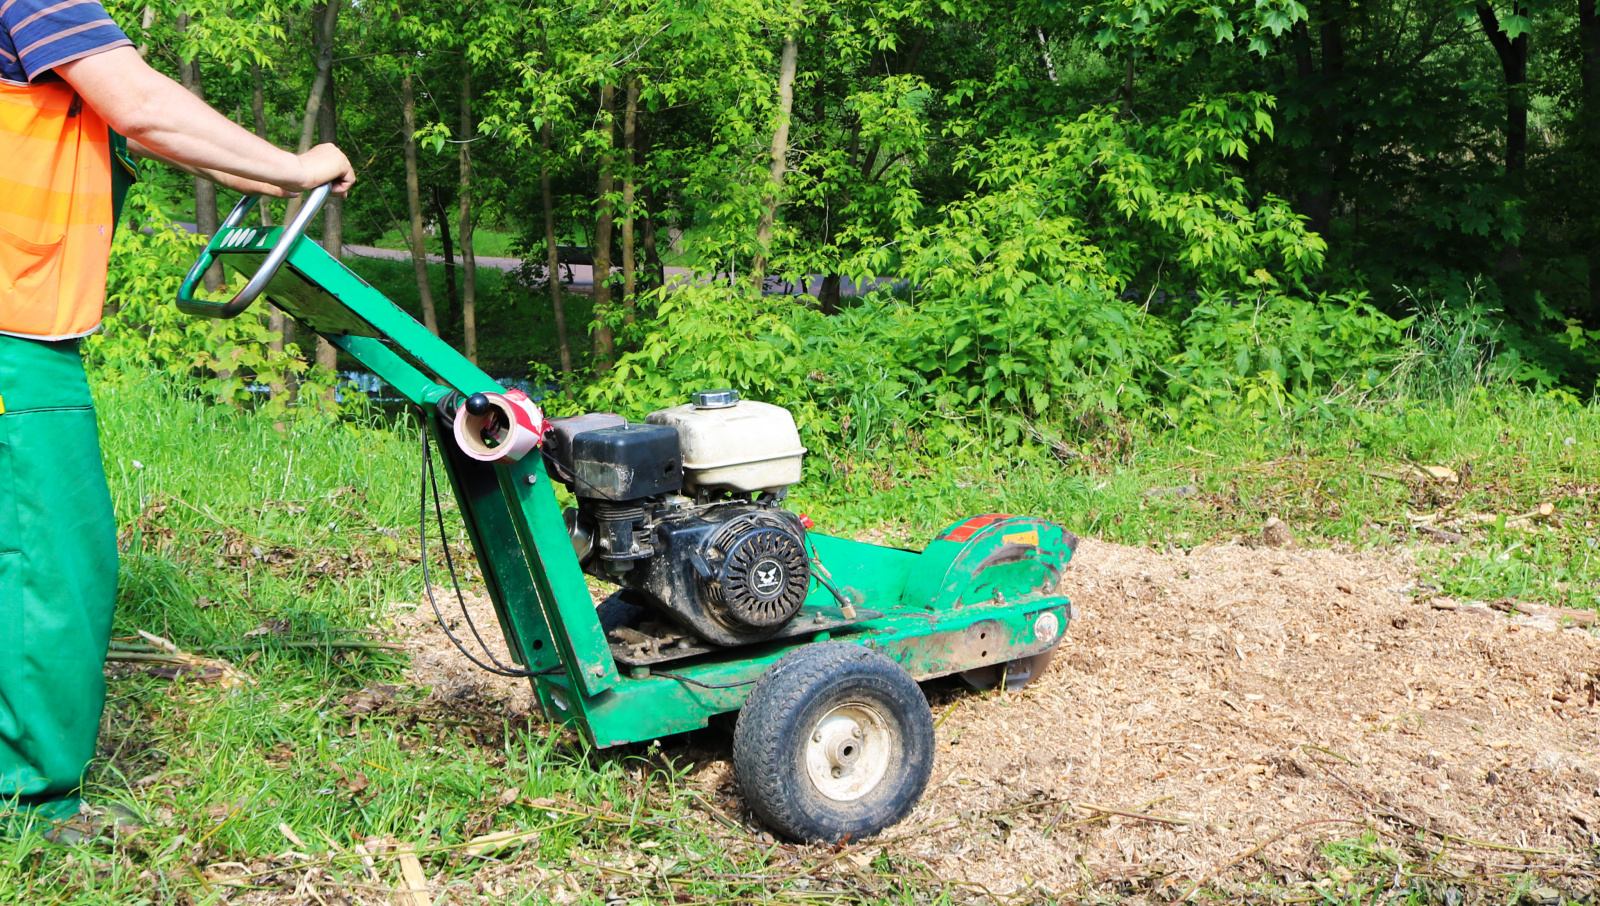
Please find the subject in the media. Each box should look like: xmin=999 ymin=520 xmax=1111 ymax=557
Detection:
xmin=175 ymin=183 xmax=332 ymax=319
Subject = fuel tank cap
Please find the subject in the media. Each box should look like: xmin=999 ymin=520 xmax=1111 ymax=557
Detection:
xmin=692 ymin=388 xmax=740 ymax=409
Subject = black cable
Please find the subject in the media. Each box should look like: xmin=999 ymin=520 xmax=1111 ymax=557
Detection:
xmin=651 ymin=671 xmax=757 ymax=689
xmin=419 ymin=424 xmax=536 ymax=678
xmin=425 ymin=430 xmax=522 ymax=671
xmin=540 ymin=447 xmax=621 ymax=502
xmin=806 ymin=538 xmax=855 ymax=610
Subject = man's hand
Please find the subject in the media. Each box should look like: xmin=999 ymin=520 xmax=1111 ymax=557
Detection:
xmin=296 ymin=144 xmax=357 ymax=197
xmin=57 ymin=47 xmax=355 ymax=197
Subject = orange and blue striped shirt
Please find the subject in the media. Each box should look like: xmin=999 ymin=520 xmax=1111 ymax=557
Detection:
xmin=1 ymin=0 xmax=130 ymax=85
xmin=0 ymin=0 xmax=127 ymax=339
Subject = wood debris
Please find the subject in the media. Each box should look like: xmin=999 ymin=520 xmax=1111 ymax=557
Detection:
xmin=679 ymin=537 xmax=1596 ymax=896
xmin=395 ymin=844 xmax=432 ymax=906
xmin=402 ymin=536 xmax=1599 ymax=899
xmin=105 ymin=632 xmax=252 ymax=689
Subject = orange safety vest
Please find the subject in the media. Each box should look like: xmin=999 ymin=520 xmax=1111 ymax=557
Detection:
xmin=0 ymin=78 xmax=114 ymax=341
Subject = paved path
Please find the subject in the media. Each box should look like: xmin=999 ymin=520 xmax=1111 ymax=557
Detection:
xmin=338 ymin=244 xmax=900 ymax=297
xmin=177 ymin=222 xmax=899 ymax=298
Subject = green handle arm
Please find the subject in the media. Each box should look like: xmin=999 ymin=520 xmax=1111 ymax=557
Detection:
xmin=175 ymin=183 xmax=332 ymax=319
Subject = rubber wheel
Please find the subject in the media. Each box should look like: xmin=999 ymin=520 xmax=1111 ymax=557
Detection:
xmin=958 ymin=643 xmax=1060 ymax=692
xmin=596 ymin=593 xmax=646 ymax=633
xmin=733 ymin=642 xmax=935 ymax=843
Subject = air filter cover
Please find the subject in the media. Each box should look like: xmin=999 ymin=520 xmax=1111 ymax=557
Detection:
xmin=570 ymin=423 xmax=683 ymax=500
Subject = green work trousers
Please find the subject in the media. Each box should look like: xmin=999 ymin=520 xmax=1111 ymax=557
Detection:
xmin=0 ymin=334 xmax=118 ymax=821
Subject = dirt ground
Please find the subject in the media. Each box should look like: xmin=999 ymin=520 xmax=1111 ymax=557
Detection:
xmin=400 ymin=537 xmax=1600 ymax=898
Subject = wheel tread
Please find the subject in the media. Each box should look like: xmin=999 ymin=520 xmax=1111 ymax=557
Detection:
xmin=733 ymin=642 xmax=934 ymax=843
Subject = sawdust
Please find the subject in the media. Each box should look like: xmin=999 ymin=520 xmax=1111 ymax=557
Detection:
xmin=394 ymin=537 xmax=1600 ymax=897
xmin=394 ymin=579 xmax=613 ymax=718
xmin=883 ymin=538 xmax=1600 ymax=894
xmin=392 ymin=588 xmax=538 ymax=717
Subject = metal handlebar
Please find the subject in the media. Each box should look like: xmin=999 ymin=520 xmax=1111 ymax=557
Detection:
xmin=175 ymin=183 xmax=332 ymax=319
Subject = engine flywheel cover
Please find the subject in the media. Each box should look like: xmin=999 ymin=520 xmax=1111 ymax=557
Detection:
xmin=709 ymin=525 xmax=809 ymax=631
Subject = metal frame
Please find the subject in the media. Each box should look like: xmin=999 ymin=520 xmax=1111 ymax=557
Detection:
xmin=176 ymin=208 xmax=1076 ymax=747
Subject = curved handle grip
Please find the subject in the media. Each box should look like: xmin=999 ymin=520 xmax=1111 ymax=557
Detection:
xmin=176 ymin=183 xmax=332 ymax=319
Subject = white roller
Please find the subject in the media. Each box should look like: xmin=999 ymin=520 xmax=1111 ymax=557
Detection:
xmin=453 ymin=389 xmax=547 ymax=463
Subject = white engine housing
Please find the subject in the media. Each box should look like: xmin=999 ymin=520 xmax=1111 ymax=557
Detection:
xmin=646 ymin=397 xmax=805 ymax=493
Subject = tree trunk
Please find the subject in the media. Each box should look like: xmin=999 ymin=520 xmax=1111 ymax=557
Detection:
xmin=1311 ymin=10 xmax=1346 ymax=240
xmin=1476 ymin=2 xmax=1529 ymax=281
xmin=592 ymin=83 xmax=617 ymax=370
xmin=284 ymin=0 xmax=340 ymax=224
xmin=819 ymin=273 xmax=841 ymax=315
xmin=827 ymin=27 xmax=927 ymax=307
xmin=642 ymin=185 xmax=662 ymax=294
xmin=1119 ymin=56 xmax=1135 ymax=119
xmin=315 ymin=59 xmax=341 ymax=379
xmin=176 ymin=14 xmax=221 ymax=291
xmin=1287 ymin=1 xmax=1346 ymax=240
xmin=1036 ymin=27 xmax=1058 ymax=83
xmin=845 ymin=53 xmax=880 ymax=172
xmin=458 ymin=68 xmax=478 ymax=365
xmin=621 ymin=77 xmax=638 ymax=324
xmin=640 ymin=115 xmax=663 ymax=294
xmin=251 ymin=62 xmax=274 ymax=229
xmin=432 ymin=186 xmax=459 ymax=334
xmin=252 ymin=59 xmax=291 ymax=399
xmin=1579 ymin=0 xmax=1600 ymax=317
xmin=402 ymin=70 xmax=439 ymax=336
xmin=830 ymin=42 xmax=888 ymax=315
xmin=751 ymin=33 xmax=799 ymax=290
xmin=136 ymin=6 xmax=154 ymax=57
xmin=541 ymin=118 xmax=572 ymax=377
xmin=858 ymin=32 xmax=926 ymax=181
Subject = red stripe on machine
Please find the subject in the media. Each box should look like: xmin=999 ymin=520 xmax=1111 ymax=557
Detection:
xmin=937 ymin=513 xmax=1013 ymax=543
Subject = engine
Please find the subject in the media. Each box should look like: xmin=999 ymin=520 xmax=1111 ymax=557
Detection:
xmin=542 ymin=390 xmax=811 ymax=647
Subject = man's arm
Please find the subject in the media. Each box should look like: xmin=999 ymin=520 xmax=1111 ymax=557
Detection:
xmin=55 ymin=46 xmax=355 ymax=197
xmin=125 ymin=137 xmax=293 ymax=198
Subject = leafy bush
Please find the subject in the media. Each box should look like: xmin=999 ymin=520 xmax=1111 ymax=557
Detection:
xmin=1164 ymin=292 xmax=1412 ymax=424
xmin=85 ymin=184 xmax=342 ymax=417
xmin=587 ymin=95 xmax=1416 ymax=454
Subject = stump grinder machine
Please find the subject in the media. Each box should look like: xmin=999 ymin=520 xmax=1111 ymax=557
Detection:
xmin=177 ymin=184 xmax=1079 ymax=843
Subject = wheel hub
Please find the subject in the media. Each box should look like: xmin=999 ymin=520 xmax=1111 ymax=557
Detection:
xmin=805 ymin=703 xmax=891 ymax=801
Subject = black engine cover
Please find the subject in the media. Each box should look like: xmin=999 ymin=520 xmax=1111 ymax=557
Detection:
xmin=569 ymin=423 xmax=682 ymax=500
xmin=613 ymin=504 xmax=810 ymax=646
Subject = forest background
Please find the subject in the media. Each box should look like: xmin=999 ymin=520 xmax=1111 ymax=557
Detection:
xmin=92 ymin=0 xmax=1600 ymax=440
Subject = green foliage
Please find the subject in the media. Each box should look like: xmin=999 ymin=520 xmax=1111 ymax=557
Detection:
xmin=586 ymin=281 xmax=1425 ymax=458
xmin=85 ymin=184 xmax=342 ymax=418
xmin=1080 ymin=0 xmax=1309 ymax=55
xmin=589 ymin=94 xmax=1409 ymax=454
xmin=1166 ymin=292 xmax=1412 ymax=424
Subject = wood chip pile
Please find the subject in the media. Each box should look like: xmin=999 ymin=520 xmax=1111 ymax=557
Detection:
xmin=399 ymin=537 xmax=1600 ymax=898
xmin=397 ymin=588 xmax=541 ymax=716
xmin=877 ymin=537 xmax=1600 ymax=896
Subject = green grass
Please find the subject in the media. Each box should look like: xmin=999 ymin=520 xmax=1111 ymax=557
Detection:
xmin=4 ymin=378 xmax=1596 ymax=903
xmin=791 ymin=391 xmax=1600 ymax=614
xmin=366 ymin=226 xmax=524 ymax=259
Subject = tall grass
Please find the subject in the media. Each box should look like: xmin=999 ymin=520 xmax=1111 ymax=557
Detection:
xmin=1391 ymin=287 xmax=1508 ymax=402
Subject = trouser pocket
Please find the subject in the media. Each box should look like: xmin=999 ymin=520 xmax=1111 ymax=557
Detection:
xmin=0 ymin=415 xmax=14 ymax=555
